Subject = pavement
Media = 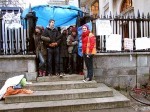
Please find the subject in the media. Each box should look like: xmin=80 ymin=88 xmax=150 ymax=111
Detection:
xmin=76 ymin=88 xmax=150 ymax=112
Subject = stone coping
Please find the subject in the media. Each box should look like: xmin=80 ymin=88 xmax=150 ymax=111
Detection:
xmin=96 ymin=52 xmax=150 ymax=56
xmin=0 ymin=55 xmax=36 ymax=59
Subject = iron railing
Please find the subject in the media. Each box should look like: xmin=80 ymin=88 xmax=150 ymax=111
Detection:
xmin=94 ymin=11 xmax=150 ymax=53
xmin=0 ymin=9 xmax=150 ymax=55
xmin=0 ymin=8 xmax=36 ymax=55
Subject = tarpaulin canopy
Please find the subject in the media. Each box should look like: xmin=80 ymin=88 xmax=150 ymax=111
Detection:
xmin=22 ymin=5 xmax=83 ymax=28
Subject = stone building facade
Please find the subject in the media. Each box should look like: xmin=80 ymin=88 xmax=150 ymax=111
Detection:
xmin=81 ymin=0 xmax=150 ymax=17
xmin=81 ymin=0 xmax=150 ymax=89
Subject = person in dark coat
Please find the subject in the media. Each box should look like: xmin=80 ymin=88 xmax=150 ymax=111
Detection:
xmin=33 ymin=26 xmax=51 ymax=76
xmin=60 ymin=27 xmax=69 ymax=75
xmin=42 ymin=19 xmax=61 ymax=76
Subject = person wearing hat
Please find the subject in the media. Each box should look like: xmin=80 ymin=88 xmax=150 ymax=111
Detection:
xmin=67 ymin=27 xmax=78 ymax=74
xmin=82 ymin=24 xmax=96 ymax=82
xmin=60 ymin=27 xmax=69 ymax=76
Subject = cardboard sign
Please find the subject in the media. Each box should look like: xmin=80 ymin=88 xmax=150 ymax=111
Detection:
xmin=136 ymin=37 xmax=150 ymax=50
xmin=106 ymin=34 xmax=122 ymax=51
xmin=96 ymin=19 xmax=112 ymax=35
xmin=124 ymin=38 xmax=133 ymax=50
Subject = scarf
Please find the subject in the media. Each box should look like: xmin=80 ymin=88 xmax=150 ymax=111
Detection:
xmin=82 ymin=30 xmax=90 ymax=39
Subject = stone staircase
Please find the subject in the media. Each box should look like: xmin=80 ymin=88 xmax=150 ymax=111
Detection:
xmin=0 ymin=74 xmax=130 ymax=112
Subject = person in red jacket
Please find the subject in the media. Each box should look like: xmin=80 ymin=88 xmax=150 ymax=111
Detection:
xmin=82 ymin=24 xmax=96 ymax=82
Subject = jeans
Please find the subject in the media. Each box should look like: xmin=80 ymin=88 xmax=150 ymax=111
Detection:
xmin=83 ymin=54 xmax=93 ymax=80
xmin=47 ymin=47 xmax=60 ymax=74
xmin=68 ymin=53 xmax=77 ymax=74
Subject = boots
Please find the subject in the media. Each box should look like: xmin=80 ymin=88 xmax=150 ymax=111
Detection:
xmin=42 ymin=71 xmax=46 ymax=76
xmin=38 ymin=70 xmax=43 ymax=77
xmin=39 ymin=70 xmax=46 ymax=77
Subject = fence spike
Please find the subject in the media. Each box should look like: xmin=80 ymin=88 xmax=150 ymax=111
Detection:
xmin=109 ymin=11 xmax=112 ymax=19
xmin=127 ymin=13 xmax=130 ymax=19
xmin=137 ymin=10 xmax=140 ymax=18
xmin=147 ymin=13 xmax=150 ymax=18
xmin=142 ymin=12 xmax=145 ymax=18
xmin=103 ymin=12 xmax=106 ymax=18
xmin=115 ymin=12 xmax=118 ymax=18
xmin=133 ymin=12 xmax=135 ymax=18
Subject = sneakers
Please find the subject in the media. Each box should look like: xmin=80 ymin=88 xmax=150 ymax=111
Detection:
xmin=59 ymin=74 xmax=63 ymax=78
xmin=83 ymin=78 xmax=92 ymax=82
xmin=59 ymin=73 xmax=65 ymax=78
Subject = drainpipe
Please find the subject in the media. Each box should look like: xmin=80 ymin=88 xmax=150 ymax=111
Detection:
xmin=0 ymin=9 xmax=3 ymax=55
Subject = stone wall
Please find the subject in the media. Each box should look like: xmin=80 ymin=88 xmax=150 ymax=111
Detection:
xmin=0 ymin=55 xmax=37 ymax=88
xmin=92 ymin=52 xmax=150 ymax=89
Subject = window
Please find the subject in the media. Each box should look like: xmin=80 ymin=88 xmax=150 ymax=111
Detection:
xmin=91 ymin=0 xmax=99 ymax=18
xmin=120 ymin=0 xmax=132 ymax=13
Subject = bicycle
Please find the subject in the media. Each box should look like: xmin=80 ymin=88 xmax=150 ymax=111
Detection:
xmin=128 ymin=78 xmax=150 ymax=106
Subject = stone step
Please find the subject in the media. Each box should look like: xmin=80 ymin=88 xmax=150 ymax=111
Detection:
xmin=37 ymin=74 xmax=84 ymax=82
xmin=5 ymin=83 xmax=113 ymax=104
xmin=0 ymin=89 xmax=130 ymax=112
xmin=25 ymin=80 xmax=98 ymax=91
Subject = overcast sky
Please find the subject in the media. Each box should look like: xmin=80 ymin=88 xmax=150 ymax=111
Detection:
xmin=21 ymin=0 xmax=48 ymax=8
xmin=20 ymin=0 xmax=79 ymax=9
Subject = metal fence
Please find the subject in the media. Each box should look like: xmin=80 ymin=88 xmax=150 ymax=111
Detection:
xmin=95 ymin=11 xmax=150 ymax=53
xmin=0 ymin=8 xmax=36 ymax=55
xmin=0 ymin=10 xmax=150 ymax=55
xmin=0 ymin=10 xmax=27 ymax=55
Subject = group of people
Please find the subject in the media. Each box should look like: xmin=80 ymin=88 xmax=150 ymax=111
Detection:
xmin=34 ymin=19 xmax=96 ymax=82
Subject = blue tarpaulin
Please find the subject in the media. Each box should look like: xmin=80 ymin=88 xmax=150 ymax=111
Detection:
xmin=22 ymin=5 xmax=83 ymax=28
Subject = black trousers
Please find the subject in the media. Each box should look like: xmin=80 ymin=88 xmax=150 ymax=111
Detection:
xmin=47 ymin=47 xmax=60 ymax=75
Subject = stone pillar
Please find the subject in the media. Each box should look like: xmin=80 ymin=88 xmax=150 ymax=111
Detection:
xmin=28 ymin=60 xmax=36 ymax=73
xmin=26 ymin=56 xmax=37 ymax=81
xmin=25 ymin=4 xmax=37 ymax=54
xmin=26 ymin=56 xmax=38 ymax=81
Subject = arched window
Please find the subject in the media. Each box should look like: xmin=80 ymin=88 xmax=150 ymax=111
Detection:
xmin=120 ymin=0 xmax=132 ymax=13
xmin=91 ymin=0 xmax=99 ymax=18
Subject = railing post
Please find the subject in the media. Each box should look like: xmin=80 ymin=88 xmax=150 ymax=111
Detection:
xmin=0 ymin=9 xmax=4 ymax=55
xmin=133 ymin=13 xmax=136 ymax=51
xmin=103 ymin=14 xmax=106 ymax=52
xmin=25 ymin=5 xmax=37 ymax=54
xmin=147 ymin=13 xmax=150 ymax=37
xmin=137 ymin=10 xmax=141 ymax=38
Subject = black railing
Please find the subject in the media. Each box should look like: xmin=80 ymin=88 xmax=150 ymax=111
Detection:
xmin=94 ymin=11 xmax=150 ymax=53
xmin=0 ymin=8 xmax=36 ymax=55
xmin=0 ymin=9 xmax=150 ymax=55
